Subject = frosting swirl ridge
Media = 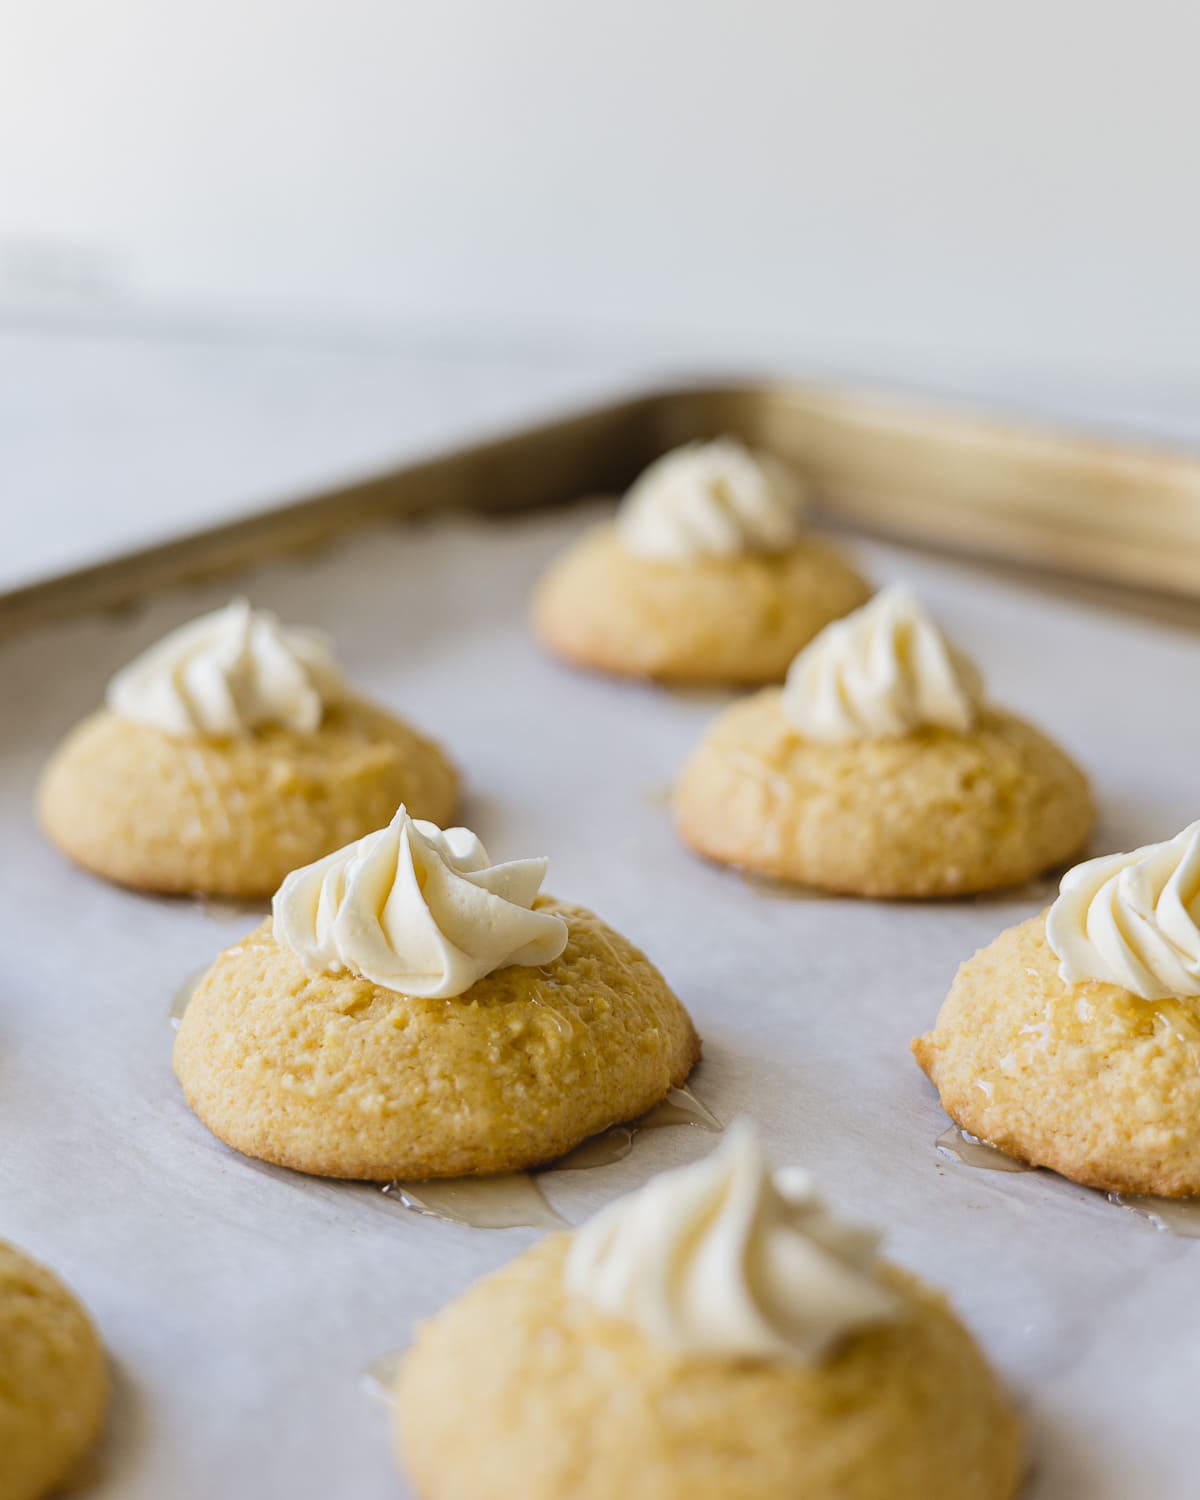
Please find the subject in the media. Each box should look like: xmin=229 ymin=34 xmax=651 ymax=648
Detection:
xmin=564 ymin=1123 xmax=899 ymax=1364
xmin=272 ymin=807 xmax=568 ymax=999
xmin=1046 ymin=822 xmax=1200 ymax=1000
xmin=107 ymin=598 xmax=344 ymax=737
xmin=616 ymin=438 xmax=808 ymax=562
xmin=781 ymin=585 xmax=981 ymax=742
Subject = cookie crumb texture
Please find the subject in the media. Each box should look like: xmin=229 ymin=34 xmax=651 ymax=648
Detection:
xmin=674 ymin=691 xmax=1092 ymax=897
xmin=173 ymin=902 xmax=700 ymax=1179
xmin=0 ymin=1243 xmax=108 ymax=1500
xmin=37 ymin=698 xmax=459 ymax=899
xmin=393 ymin=1236 xmax=1022 ymax=1500
xmin=914 ymin=913 xmax=1200 ymax=1196
xmin=532 ymin=523 xmax=870 ymax=684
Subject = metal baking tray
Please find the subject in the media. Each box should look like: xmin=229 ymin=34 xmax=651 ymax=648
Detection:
xmin=6 ymin=379 xmax=1200 ymax=635
xmin=5 ymin=378 xmax=1200 ymax=1500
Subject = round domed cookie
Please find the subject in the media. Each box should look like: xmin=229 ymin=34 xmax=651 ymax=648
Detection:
xmin=0 ymin=1242 xmax=108 ymax=1500
xmin=914 ymin=823 xmax=1200 ymax=1196
xmin=532 ymin=439 xmax=870 ymax=685
xmin=37 ymin=599 xmax=458 ymax=898
xmin=673 ymin=586 xmax=1091 ymax=897
xmin=392 ymin=1128 xmax=1021 ymax=1500
xmin=174 ymin=809 xmax=699 ymax=1179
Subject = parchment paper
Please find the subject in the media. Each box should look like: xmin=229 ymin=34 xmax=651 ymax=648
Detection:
xmin=3 ymin=502 xmax=1198 ymax=1499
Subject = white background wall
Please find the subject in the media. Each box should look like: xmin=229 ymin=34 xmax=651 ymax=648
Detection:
xmin=3 ymin=1 xmax=1199 ymax=385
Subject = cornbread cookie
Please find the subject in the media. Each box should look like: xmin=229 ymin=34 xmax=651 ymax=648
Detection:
xmin=392 ymin=1235 xmax=1022 ymax=1500
xmin=0 ymin=1242 xmax=108 ymax=1500
xmin=173 ymin=902 xmax=700 ymax=1179
xmin=532 ymin=524 xmax=870 ymax=685
xmin=914 ymin=912 xmax=1200 ymax=1196
xmin=673 ymin=690 xmax=1091 ymax=897
xmin=38 ymin=698 xmax=458 ymax=900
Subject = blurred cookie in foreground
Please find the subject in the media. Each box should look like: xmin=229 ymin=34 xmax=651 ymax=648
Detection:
xmin=915 ymin=821 xmax=1200 ymax=1195
xmin=391 ymin=1125 xmax=1022 ymax=1500
xmin=0 ymin=1241 xmax=109 ymax=1500
xmin=674 ymin=585 xmax=1092 ymax=897
xmin=174 ymin=807 xmax=699 ymax=1179
xmin=532 ymin=438 xmax=870 ymax=684
xmin=38 ymin=598 xmax=458 ymax=898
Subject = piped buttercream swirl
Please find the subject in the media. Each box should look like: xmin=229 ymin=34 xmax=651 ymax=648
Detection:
xmin=564 ymin=1123 xmax=899 ymax=1364
xmin=107 ymin=598 xmax=344 ymax=737
xmin=1046 ymin=822 xmax=1200 ymax=1000
xmin=781 ymin=585 xmax=981 ymax=742
xmin=616 ymin=438 xmax=808 ymax=562
xmin=271 ymin=807 xmax=568 ymax=999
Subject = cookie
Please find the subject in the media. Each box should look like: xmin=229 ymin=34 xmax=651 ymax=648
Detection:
xmin=38 ymin=698 xmax=458 ymax=899
xmin=532 ymin=524 xmax=870 ymax=685
xmin=914 ymin=910 xmax=1200 ymax=1196
xmin=0 ymin=1242 xmax=108 ymax=1500
xmin=173 ymin=904 xmax=700 ymax=1179
xmin=673 ymin=689 xmax=1092 ymax=897
xmin=392 ymin=1235 xmax=1021 ymax=1500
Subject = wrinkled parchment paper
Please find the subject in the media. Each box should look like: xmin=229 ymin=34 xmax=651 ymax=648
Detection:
xmin=3 ymin=502 xmax=1198 ymax=1498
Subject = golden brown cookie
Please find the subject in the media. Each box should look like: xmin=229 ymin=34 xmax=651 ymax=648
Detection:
xmin=914 ymin=912 xmax=1200 ymax=1195
xmin=673 ymin=690 xmax=1092 ymax=898
xmin=0 ymin=1242 xmax=109 ymax=1500
xmin=173 ymin=902 xmax=700 ymax=1179
xmin=38 ymin=697 xmax=458 ymax=900
xmin=531 ymin=523 xmax=870 ymax=685
xmin=392 ymin=1235 xmax=1022 ymax=1500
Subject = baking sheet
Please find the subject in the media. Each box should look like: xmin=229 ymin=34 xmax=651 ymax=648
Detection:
xmin=3 ymin=502 xmax=1198 ymax=1499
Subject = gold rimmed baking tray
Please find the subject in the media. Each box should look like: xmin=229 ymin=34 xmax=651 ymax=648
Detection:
xmin=5 ymin=378 xmax=1200 ymax=635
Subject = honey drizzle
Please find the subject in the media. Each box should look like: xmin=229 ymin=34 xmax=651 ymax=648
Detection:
xmin=384 ymin=1086 xmax=723 ymax=1229
xmin=935 ymin=1124 xmax=1032 ymax=1173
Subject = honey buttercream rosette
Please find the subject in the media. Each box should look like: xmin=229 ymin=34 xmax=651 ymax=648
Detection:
xmin=532 ymin=438 xmax=870 ymax=684
xmin=914 ymin=821 xmax=1200 ymax=1195
xmin=173 ymin=807 xmax=699 ymax=1180
xmin=37 ymin=599 xmax=459 ymax=898
xmin=391 ymin=1126 xmax=1022 ymax=1500
xmin=673 ymin=585 xmax=1092 ymax=897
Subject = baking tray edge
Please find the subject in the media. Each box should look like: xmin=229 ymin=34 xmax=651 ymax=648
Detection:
xmin=6 ymin=379 xmax=1200 ymax=638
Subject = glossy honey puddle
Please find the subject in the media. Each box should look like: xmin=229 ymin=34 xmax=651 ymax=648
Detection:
xmin=168 ymin=971 xmax=207 ymax=1028
xmin=171 ymin=967 xmax=721 ymax=1228
xmin=361 ymin=1348 xmax=406 ymax=1406
xmin=384 ymin=1086 xmax=723 ymax=1229
xmin=198 ymin=897 xmax=269 ymax=924
xmin=738 ymin=871 xmax=825 ymax=901
xmin=936 ymin=1124 xmax=1032 ymax=1174
xmin=382 ymin=1173 xmax=566 ymax=1230
xmin=965 ymin=876 xmax=1061 ymax=908
xmin=662 ymin=683 xmax=740 ymax=709
xmin=937 ymin=1123 xmax=1200 ymax=1237
xmin=1105 ymin=1194 xmax=1200 ymax=1237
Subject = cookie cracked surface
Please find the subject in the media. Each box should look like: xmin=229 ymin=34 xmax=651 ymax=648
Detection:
xmin=532 ymin=523 xmax=870 ymax=685
xmin=0 ymin=1242 xmax=108 ymax=1500
xmin=392 ymin=1236 xmax=1022 ymax=1500
xmin=914 ymin=912 xmax=1200 ymax=1195
xmin=38 ymin=697 xmax=458 ymax=899
xmin=174 ymin=902 xmax=700 ymax=1179
xmin=674 ymin=690 xmax=1092 ymax=897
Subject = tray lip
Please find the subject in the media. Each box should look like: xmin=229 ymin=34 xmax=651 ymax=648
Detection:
xmin=7 ymin=373 xmax=1200 ymax=637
